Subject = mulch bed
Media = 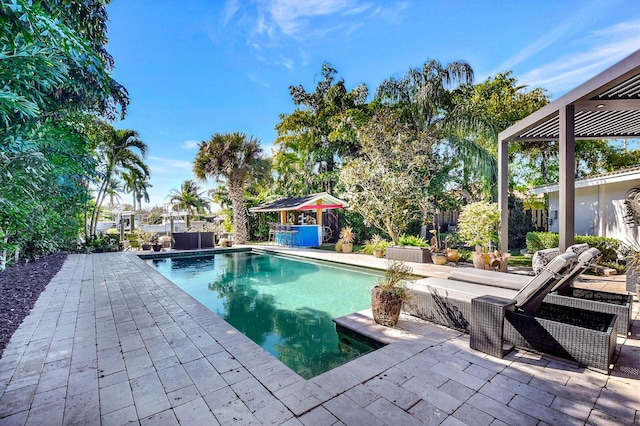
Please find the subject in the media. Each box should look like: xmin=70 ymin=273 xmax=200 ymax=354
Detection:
xmin=0 ymin=253 xmax=67 ymax=358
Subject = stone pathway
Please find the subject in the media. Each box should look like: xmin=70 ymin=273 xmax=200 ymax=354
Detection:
xmin=0 ymin=251 xmax=638 ymax=425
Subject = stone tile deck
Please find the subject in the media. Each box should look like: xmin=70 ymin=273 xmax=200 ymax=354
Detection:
xmin=0 ymin=249 xmax=638 ymax=425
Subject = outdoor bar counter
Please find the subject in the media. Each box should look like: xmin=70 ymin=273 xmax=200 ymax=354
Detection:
xmin=274 ymin=224 xmax=321 ymax=247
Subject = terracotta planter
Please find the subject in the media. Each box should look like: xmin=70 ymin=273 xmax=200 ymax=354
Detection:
xmin=371 ymin=286 xmax=403 ymax=327
xmin=432 ymin=253 xmax=447 ymax=265
xmin=445 ymin=248 xmax=460 ymax=263
xmin=373 ymin=248 xmax=384 ymax=258
xmin=342 ymin=243 xmax=353 ymax=253
xmin=472 ymin=252 xmax=489 ymax=270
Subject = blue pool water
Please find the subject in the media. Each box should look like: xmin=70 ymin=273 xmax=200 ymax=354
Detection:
xmin=147 ymin=251 xmax=383 ymax=378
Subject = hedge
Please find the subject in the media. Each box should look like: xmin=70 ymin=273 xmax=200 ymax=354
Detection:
xmin=525 ymin=232 xmax=622 ymax=263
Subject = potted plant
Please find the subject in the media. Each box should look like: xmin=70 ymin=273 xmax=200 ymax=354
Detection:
xmin=371 ymin=260 xmax=412 ymax=326
xmin=150 ymin=233 xmax=162 ymax=252
xmin=339 ymin=226 xmax=355 ymax=253
xmin=363 ymin=235 xmax=388 ymax=258
xmin=386 ymin=234 xmax=432 ymax=263
xmin=443 ymin=234 xmax=461 ymax=262
xmin=140 ymin=231 xmax=153 ymax=250
xmin=428 ymin=229 xmax=448 ymax=265
xmin=457 ymin=201 xmax=500 ymax=269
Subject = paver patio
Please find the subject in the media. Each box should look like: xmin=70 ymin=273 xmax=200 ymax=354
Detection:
xmin=0 ymin=249 xmax=637 ymax=425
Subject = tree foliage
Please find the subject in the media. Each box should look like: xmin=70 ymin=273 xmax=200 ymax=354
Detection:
xmin=194 ymin=132 xmax=263 ymax=244
xmin=0 ymin=0 xmax=130 ymax=268
xmin=339 ymin=108 xmax=437 ymax=244
xmin=273 ymin=63 xmax=370 ymax=195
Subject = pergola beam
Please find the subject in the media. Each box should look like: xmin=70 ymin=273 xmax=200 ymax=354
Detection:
xmin=558 ymin=105 xmax=575 ymax=250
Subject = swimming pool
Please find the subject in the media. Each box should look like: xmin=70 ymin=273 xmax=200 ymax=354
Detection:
xmin=147 ymin=251 xmax=384 ymax=378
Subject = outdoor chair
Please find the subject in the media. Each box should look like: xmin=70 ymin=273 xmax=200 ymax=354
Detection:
xmin=448 ymin=247 xmax=632 ymax=335
xmin=268 ymin=222 xmax=277 ymax=243
xmin=404 ymin=252 xmax=618 ymax=372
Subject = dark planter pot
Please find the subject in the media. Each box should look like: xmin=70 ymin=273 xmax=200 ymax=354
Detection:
xmin=172 ymin=232 xmax=216 ymax=250
xmin=152 ymin=244 xmax=163 ymax=252
xmin=371 ymin=286 xmax=403 ymax=327
xmin=141 ymin=244 xmax=152 ymax=251
xmin=386 ymin=246 xmax=432 ymax=263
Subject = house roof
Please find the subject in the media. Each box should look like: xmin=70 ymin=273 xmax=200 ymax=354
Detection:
xmin=499 ymin=49 xmax=640 ymax=143
xmin=529 ymin=166 xmax=640 ymax=195
xmin=249 ymin=192 xmax=349 ymax=213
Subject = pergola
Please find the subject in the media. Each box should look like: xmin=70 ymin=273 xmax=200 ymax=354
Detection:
xmin=498 ymin=49 xmax=640 ymax=252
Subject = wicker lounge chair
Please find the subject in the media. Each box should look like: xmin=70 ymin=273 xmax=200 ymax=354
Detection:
xmin=404 ymin=252 xmax=618 ymax=372
xmin=448 ymin=248 xmax=632 ymax=335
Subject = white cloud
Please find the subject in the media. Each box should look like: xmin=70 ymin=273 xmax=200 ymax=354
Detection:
xmin=223 ymin=0 xmax=240 ymax=24
xmin=268 ymin=0 xmax=358 ymax=35
xmin=519 ymin=19 xmax=640 ymax=95
xmin=147 ymin=156 xmax=193 ymax=174
xmin=182 ymin=140 xmax=200 ymax=149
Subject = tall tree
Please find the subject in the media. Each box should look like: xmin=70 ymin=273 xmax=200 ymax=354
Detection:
xmin=89 ymin=125 xmax=149 ymax=236
xmin=273 ymin=63 xmax=369 ymax=195
xmin=339 ymin=108 xmax=437 ymax=244
xmin=168 ymin=180 xmax=210 ymax=227
xmin=194 ymin=133 xmax=263 ymax=244
xmin=122 ymin=169 xmax=151 ymax=211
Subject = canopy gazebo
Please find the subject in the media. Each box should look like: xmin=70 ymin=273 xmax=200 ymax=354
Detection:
xmin=498 ymin=49 xmax=640 ymax=252
xmin=249 ymin=192 xmax=349 ymax=246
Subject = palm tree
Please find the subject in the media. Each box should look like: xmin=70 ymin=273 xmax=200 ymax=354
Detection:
xmin=122 ymin=169 xmax=151 ymax=211
xmin=193 ymin=132 xmax=263 ymax=244
xmin=105 ymin=177 xmax=124 ymax=209
xmin=89 ymin=125 xmax=149 ymax=236
xmin=375 ymin=59 xmax=497 ymax=200
xmin=168 ymin=180 xmax=210 ymax=227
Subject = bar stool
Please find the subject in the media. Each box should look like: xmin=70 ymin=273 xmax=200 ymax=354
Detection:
xmin=268 ymin=222 xmax=276 ymax=243
xmin=283 ymin=224 xmax=297 ymax=246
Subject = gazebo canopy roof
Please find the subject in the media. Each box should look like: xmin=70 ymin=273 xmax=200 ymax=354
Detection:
xmin=249 ymin=192 xmax=348 ymax=213
xmin=499 ymin=49 xmax=640 ymax=143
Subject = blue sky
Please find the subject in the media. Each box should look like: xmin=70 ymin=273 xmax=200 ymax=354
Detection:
xmin=106 ymin=0 xmax=640 ymax=208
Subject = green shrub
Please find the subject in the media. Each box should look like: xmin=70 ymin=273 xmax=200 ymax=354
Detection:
xmin=525 ymin=232 xmax=621 ymax=263
xmin=398 ymin=234 xmax=428 ymax=247
xmin=525 ymin=232 xmax=559 ymax=252
xmin=362 ymin=235 xmax=390 ymax=255
xmin=574 ymin=235 xmax=621 ymax=263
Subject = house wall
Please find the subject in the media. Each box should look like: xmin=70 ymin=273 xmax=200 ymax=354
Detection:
xmin=546 ymin=179 xmax=640 ymax=242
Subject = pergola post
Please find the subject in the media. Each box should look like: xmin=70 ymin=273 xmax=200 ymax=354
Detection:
xmin=559 ymin=105 xmax=575 ymax=251
xmin=498 ymin=138 xmax=509 ymax=253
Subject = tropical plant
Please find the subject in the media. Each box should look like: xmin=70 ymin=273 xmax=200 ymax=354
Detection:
xmin=0 ymin=0 xmax=128 ymax=267
xmin=363 ymin=235 xmax=389 ymax=255
xmin=89 ymin=125 xmax=149 ymax=237
xmin=457 ymin=201 xmax=500 ymax=250
xmin=339 ymin=226 xmax=355 ymax=244
xmin=273 ymin=62 xmax=370 ymax=195
xmin=371 ymin=260 xmax=413 ymax=327
xmin=194 ymin=132 xmax=263 ymax=244
xmin=397 ymin=234 xmax=429 ymax=247
xmin=168 ymin=180 xmax=210 ymax=227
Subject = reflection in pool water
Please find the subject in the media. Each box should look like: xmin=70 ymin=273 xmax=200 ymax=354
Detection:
xmin=148 ymin=251 xmax=383 ymax=378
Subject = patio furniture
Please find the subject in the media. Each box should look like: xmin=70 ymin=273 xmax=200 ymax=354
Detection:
xmin=404 ymin=252 xmax=618 ymax=372
xmin=449 ymin=248 xmax=632 ymax=335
